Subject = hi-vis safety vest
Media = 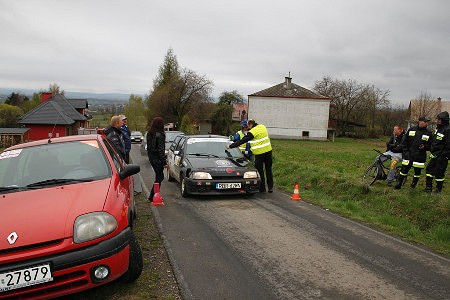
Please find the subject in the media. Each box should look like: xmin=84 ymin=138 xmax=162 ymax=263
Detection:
xmin=249 ymin=124 xmax=272 ymax=155
xmin=237 ymin=130 xmax=246 ymax=152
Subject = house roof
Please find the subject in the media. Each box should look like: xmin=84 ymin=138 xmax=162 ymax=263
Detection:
xmin=249 ymin=78 xmax=330 ymax=100
xmin=0 ymin=128 xmax=30 ymax=134
xmin=18 ymin=94 xmax=87 ymax=125
xmin=19 ymin=100 xmax=76 ymax=125
xmin=68 ymin=98 xmax=88 ymax=109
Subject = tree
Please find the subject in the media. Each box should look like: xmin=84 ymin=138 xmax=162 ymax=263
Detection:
xmin=49 ymin=83 xmax=64 ymax=96
xmin=124 ymin=94 xmax=147 ymax=131
xmin=0 ymin=104 xmax=23 ymax=127
xmin=218 ymin=90 xmax=244 ymax=105
xmin=211 ymin=103 xmax=233 ymax=135
xmin=179 ymin=114 xmax=196 ymax=134
xmin=20 ymin=92 xmax=42 ymax=113
xmin=5 ymin=92 xmax=29 ymax=106
xmin=409 ymin=91 xmax=440 ymax=122
xmin=147 ymin=49 xmax=213 ymax=125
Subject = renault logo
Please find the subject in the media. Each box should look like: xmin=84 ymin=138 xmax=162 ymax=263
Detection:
xmin=7 ymin=232 xmax=18 ymax=245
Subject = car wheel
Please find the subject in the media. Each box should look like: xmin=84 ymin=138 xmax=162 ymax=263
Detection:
xmin=180 ymin=176 xmax=189 ymax=197
xmin=121 ymin=232 xmax=143 ymax=283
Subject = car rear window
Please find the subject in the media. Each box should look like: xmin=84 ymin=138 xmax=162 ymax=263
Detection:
xmin=0 ymin=140 xmax=111 ymax=188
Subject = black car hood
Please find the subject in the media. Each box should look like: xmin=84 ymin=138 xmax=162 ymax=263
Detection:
xmin=186 ymin=156 xmax=251 ymax=173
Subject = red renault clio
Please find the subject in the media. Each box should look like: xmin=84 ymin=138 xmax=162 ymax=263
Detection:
xmin=0 ymin=135 xmax=142 ymax=299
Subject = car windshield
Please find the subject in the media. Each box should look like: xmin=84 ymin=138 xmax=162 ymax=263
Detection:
xmin=186 ymin=138 xmax=243 ymax=158
xmin=0 ymin=140 xmax=111 ymax=190
xmin=131 ymin=131 xmax=142 ymax=137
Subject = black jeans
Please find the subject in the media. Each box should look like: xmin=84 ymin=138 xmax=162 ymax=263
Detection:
xmin=255 ymin=151 xmax=273 ymax=192
xmin=149 ymin=158 xmax=165 ymax=201
xmin=426 ymin=156 xmax=448 ymax=180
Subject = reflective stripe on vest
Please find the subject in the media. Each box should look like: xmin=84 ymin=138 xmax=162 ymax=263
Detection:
xmin=249 ymin=124 xmax=272 ymax=155
xmin=237 ymin=130 xmax=246 ymax=151
xmin=413 ymin=161 xmax=425 ymax=168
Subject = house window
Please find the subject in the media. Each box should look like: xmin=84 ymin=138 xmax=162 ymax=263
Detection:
xmin=302 ymin=131 xmax=309 ymax=138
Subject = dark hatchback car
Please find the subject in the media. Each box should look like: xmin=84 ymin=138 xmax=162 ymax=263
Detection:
xmin=167 ymin=135 xmax=260 ymax=196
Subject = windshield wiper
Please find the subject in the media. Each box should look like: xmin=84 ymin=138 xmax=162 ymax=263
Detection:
xmin=224 ymin=150 xmax=245 ymax=166
xmin=190 ymin=153 xmax=220 ymax=158
xmin=26 ymin=178 xmax=93 ymax=188
xmin=0 ymin=186 xmax=21 ymax=193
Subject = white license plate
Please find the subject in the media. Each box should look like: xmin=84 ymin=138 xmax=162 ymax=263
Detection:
xmin=216 ymin=183 xmax=241 ymax=189
xmin=0 ymin=263 xmax=53 ymax=293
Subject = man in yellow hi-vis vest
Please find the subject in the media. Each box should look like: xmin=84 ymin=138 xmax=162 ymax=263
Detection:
xmin=228 ymin=119 xmax=273 ymax=193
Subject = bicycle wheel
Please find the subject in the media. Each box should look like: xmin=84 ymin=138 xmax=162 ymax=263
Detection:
xmin=363 ymin=164 xmax=378 ymax=186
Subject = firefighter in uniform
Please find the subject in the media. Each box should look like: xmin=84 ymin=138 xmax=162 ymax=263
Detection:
xmin=233 ymin=119 xmax=252 ymax=160
xmin=228 ymin=119 xmax=273 ymax=193
xmin=424 ymin=111 xmax=449 ymax=193
xmin=395 ymin=116 xmax=432 ymax=189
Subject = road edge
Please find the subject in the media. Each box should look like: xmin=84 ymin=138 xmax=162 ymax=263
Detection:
xmin=138 ymin=172 xmax=194 ymax=300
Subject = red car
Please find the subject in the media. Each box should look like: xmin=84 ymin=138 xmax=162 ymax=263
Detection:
xmin=0 ymin=135 xmax=142 ymax=299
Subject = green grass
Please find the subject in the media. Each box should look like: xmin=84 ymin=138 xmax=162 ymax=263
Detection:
xmin=90 ymin=114 xmax=114 ymax=128
xmin=272 ymin=138 xmax=450 ymax=255
xmin=70 ymin=193 xmax=179 ymax=299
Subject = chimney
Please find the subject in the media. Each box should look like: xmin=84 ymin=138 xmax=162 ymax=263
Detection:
xmin=285 ymin=76 xmax=292 ymax=88
xmin=41 ymin=92 xmax=53 ymax=103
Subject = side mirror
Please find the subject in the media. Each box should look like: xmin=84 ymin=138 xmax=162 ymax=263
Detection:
xmin=119 ymin=164 xmax=140 ymax=180
xmin=229 ymin=135 xmax=234 ymax=141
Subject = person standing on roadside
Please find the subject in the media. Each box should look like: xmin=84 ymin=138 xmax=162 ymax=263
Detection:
xmin=120 ymin=115 xmax=131 ymax=163
xmin=147 ymin=117 xmax=167 ymax=202
xmin=105 ymin=115 xmax=126 ymax=161
xmin=395 ymin=116 xmax=432 ymax=189
xmin=424 ymin=111 xmax=449 ymax=193
xmin=228 ymin=119 xmax=273 ymax=193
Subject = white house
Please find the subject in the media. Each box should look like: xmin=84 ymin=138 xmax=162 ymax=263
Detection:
xmin=248 ymin=76 xmax=331 ymax=140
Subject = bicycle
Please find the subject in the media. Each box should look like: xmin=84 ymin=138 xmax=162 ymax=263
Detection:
xmin=362 ymin=149 xmax=402 ymax=186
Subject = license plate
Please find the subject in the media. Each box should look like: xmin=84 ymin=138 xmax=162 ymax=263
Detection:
xmin=0 ymin=263 xmax=53 ymax=293
xmin=216 ymin=183 xmax=241 ymax=189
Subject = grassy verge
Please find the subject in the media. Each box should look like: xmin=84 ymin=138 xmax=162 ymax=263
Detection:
xmin=272 ymin=138 xmax=450 ymax=255
xmin=70 ymin=193 xmax=181 ymax=299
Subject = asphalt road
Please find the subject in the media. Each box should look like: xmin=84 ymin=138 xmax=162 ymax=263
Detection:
xmin=131 ymin=145 xmax=450 ymax=300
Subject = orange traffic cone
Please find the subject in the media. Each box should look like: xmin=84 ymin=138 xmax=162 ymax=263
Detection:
xmin=151 ymin=183 xmax=165 ymax=206
xmin=291 ymin=183 xmax=302 ymax=201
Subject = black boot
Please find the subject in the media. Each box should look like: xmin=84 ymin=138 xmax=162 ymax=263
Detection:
xmin=394 ymin=174 xmax=406 ymax=189
xmin=423 ymin=176 xmax=433 ymax=193
xmin=410 ymin=177 xmax=419 ymax=189
xmin=434 ymin=181 xmax=443 ymax=193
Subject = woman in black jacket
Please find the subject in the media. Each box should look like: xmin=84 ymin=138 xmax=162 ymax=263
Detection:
xmin=147 ymin=117 xmax=167 ymax=202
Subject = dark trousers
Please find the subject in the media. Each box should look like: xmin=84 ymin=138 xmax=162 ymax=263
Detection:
xmin=426 ymin=156 xmax=448 ymax=180
xmin=399 ymin=160 xmax=424 ymax=178
xmin=255 ymin=151 xmax=273 ymax=192
xmin=124 ymin=151 xmax=130 ymax=164
xmin=149 ymin=158 xmax=164 ymax=201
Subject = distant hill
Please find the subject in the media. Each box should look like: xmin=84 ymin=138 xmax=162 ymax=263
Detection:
xmin=0 ymin=88 xmax=142 ymax=103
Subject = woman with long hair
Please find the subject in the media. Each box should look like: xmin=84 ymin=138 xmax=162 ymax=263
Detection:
xmin=147 ymin=117 xmax=166 ymax=202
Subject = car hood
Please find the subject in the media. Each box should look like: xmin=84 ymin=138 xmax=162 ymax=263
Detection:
xmin=186 ymin=156 xmax=251 ymax=174
xmin=0 ymin=179 xmax=111 ymax=249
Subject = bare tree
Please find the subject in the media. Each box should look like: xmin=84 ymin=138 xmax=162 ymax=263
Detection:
xmin=49 ymin=83 xmax=64 ymax=96
xmin=409 ymin=91 xmax=440 ymax=122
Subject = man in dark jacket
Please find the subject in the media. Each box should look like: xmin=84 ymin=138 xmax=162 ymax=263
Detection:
xmin=120 ymin=115 xmax=131 ymax=163
xmin=105 ymin=115 xmax=126 ymax=161
xmin=395 ymin=116 xmax=432 ymax=189
xmin=424 ymin=111 xmax=449 ymax=193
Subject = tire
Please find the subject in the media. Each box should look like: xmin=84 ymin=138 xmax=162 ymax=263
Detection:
xmin=363 ymin=164 xmax=378 ymax=186
xmin=121 ymin=232 xmax=143 ymax=283
xmin=180 ymin=176 xmax=189 ymax=197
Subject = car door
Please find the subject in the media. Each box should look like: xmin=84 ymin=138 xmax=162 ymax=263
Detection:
xmin=172 ymin=137 xmax=186 ymax=182
xmin=168 ymin=136 xmax=183 ymax=178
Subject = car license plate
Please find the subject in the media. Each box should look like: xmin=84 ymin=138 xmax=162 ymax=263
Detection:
xmin=216 ymin=183 xmax=241 ymax=189
xmin=0 ymin=263 xmax=53 ymax=293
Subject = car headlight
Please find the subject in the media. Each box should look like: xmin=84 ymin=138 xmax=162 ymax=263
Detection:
xmin=192 ymin=172 xmax=212 ymax=180
xmin=74 ymin=212 xmax=117 ymax=243
xmin=243 ymin=171 xmax=258 ymax=179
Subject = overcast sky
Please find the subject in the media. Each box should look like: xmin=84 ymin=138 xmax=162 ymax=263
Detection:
xmin=1 ymin=0 xmax=449 ymax=105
